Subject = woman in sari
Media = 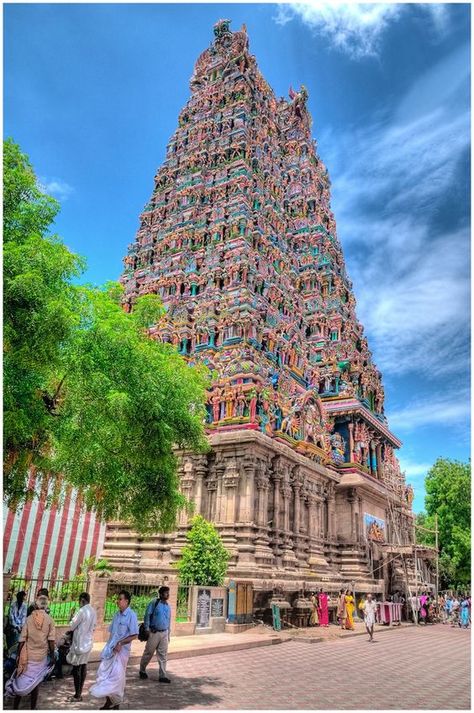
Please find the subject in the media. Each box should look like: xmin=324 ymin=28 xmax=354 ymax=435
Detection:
xmin=317 ymin=589 xmax=329 ymax=627
xmin=309 ymin=593 xmax=319 ymax=626
xmin=460 ymin=595 xmax=470 ymax=628
xmin=5 ymin=594 xmax=56 ymax=710
xmin=337 ymin=588 xmax=346 ymax=629
xmin=344 ymin=589 xmax=355 ymax=631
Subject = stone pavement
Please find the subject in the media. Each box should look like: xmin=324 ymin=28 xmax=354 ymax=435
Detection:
xmin=6 ymin=624 xmax=470 ymax=709
xmin=87 ymin=626 xmax=283 ymax=665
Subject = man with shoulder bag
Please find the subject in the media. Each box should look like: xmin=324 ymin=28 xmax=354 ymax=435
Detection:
xmin=139 ymin=586 xmax=171 ymax=683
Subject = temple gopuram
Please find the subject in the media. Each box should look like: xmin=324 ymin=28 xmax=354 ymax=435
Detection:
xmin=103 ymin=20 xmax=435 ymax=597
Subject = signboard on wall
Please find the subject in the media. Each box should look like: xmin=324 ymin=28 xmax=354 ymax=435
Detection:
xmin=364 ymin=513 xmax=385 ymax=542
xmin=211 ymin=598 xmax=224 ymax=618
xmin=196 ymin=588 xmax=211 ymax=628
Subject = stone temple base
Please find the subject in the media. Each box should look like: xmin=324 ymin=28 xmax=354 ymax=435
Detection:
xmin=102 ymin=430 xmax=410 ymax=596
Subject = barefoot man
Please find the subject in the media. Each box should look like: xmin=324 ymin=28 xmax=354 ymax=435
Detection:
xmin=362 ymin=593 xmax=378 ymax=642
xmin=89 ymin=590 xmax=138 ymax=710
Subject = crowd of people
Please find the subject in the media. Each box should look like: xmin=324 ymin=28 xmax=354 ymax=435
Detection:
xmin=438 ymin=592 xmax=471 ymax=628
xmin=3 ymin=583 xmax=470 ymax=709
xmin=3 ymin=586 xmax=172 ymax=710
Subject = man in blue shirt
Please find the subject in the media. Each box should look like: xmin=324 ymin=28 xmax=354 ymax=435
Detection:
xmin=139 ymin=586 xmax=171 ymax=683
xmin=89 ymin=590 xmax=139 ymax=709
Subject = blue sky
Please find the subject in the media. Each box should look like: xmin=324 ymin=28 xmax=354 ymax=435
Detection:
xmin=4 ymin=3 xmax=470 ymax=511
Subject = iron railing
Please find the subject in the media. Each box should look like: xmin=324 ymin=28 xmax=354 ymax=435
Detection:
xmin=4 ymin=576 xmax=89 ymax=626
xmin=104 ymin=582 xmax=193 ymax=623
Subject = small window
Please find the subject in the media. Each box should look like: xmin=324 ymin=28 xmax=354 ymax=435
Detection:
xmin=330 ymin=330 xmax=339 ymax=341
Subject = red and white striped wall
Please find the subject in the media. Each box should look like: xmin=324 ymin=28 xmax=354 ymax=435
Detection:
xmin=3 ymin=481 xmax=106 ymax=579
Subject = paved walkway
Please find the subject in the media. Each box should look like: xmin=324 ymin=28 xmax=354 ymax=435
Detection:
xmin=85 ymin=620 xmax=411 ymax=665
xmin=6 ymin=624 xmax=470 ymax=709
xmin=88 ymin=626 xmax=283 ymax=664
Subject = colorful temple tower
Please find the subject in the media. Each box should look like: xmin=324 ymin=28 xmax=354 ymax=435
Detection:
xmin=103 ymin=21 xmax=434 ymax=595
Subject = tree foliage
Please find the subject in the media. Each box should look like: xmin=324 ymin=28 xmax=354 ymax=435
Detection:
xmin=3 ymin=139 xmax=209 ymax=533
xmin=416 ymin=458 xmax=470 ymax=588
xmin=176 ymin=515 xmax=230 ymax=586
xmin=4 ymin=138 xmax=84 ymax=496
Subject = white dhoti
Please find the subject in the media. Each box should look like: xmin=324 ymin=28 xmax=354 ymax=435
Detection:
xmin=89 ymin=649 xmax=130 ymax=705
xmin=5 ymin=657 xmax=54 ymax=698
xmin=364 ymin=613 xmax=376 ymax=628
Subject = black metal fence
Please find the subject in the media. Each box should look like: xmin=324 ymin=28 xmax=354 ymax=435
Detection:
xmin=104 ymin=581 xmax=192 ymax=624
xmin=104 ymin=582 xmax=161 ymax=623
xmin=4 ymin=576 xmax=89 ymax=626
xmin=177 ymin=585 xmax=192 ymax=622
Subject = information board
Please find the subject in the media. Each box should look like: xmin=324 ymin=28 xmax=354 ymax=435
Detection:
xmin=211 ymin=598 xmax=224 ymax=618
xmin=196 ymin=588 xmax=211 ymax=628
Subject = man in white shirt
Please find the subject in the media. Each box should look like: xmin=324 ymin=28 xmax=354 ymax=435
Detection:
xmin=66 ymin=592 xmax=97 ymax=702
xmin=362 ymin=593 xmax=378 ymax=642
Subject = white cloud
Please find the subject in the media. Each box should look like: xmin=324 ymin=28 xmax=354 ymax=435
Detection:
xmin=274 ymin=3 xmax=449 ymax=59
xmin=319 ymin=46 xmax=470 ymax=378
xmin=398 ymin=459 xmax=431 ymax=482
xmin=39 ymin=177 xmax=74 ymax=201
xmin=388 ymin=391 xmax=471 ymax=433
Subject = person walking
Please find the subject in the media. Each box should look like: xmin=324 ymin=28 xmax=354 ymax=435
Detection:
xmin=67 ymin=591 xmax=97 ymax=702
xmin=5 ymin=593 xmax=56 ymax=710
xmin=450 ymin=594 xmax=460 ymax=626
xmin=460 ymin=595 xmax=470 ymax=629
xmin=344 ymin=589 xmax=355 ymax=631
xmin=309 ymin=592 xmax=319 ymax=627
xmin=362 ymin=593 xmax=378 ymax=642
xmin=139 ymin=586 xmax=172 ymax=683
xmin=337 ymin=588 xmax=346 ymax=629
xmin=317 ymin=589 xmax=329 ymax=627
xmin=444 ymin=593 xmax=453 ymax=624
xmin=7 ymin=591 xmax=27 ymax=649
xmin=89 ymin=590 xmax=139 ymax=710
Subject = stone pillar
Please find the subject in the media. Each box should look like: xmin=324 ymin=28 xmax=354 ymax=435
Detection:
xmin=328 ymin=486 xmax=337 ymax=540
xmin=376 ymin=442 xmax=383 ymax=480
xmin=369 ymin=441 xmax=377 ymax=476
xmin=256 ymin=473 xmax=269 ymax=527
xmin=316 ymin=500 xmax=322 ymax=538
xmin=239 ymin=460 xmax=255 ymax=523
xmin=223 ymin=459 xmax=240 ymax=524
xmin=272 ymin=474 xmax=281 ymax=531
xmin=206 ymin=477 xmax=217 ymax=521
xmin=168 ymin=581 xmax=179 ymax=636
xmin=348 ymin=489 xmax=357 ymax=541
xmin=179 ymin=460 xmax=195 ymax=526
xmin=194 ymin=461 xmax=207 ymax=515
xmin=88 ymin=574 xmax=110 ymax=635
xmin=348 ymin=422 xmax=354 ymax=462
xmin=293 ymin=482 xmax=301 ymax=535
xmin=282 ymin=482 xmax=291 ymax=533
xmin=215 ymin=460 xmax=226 ymax=523
xmin=358 ymin=496 xmax=364 ymax=543
xmin=307 ymin=496 xmax=317 ymax=539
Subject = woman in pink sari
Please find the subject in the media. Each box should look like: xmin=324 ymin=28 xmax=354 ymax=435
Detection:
xmin=317 ymin=589 xmax=329 ymax=627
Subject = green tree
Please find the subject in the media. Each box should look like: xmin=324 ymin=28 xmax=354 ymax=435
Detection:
xmin=176 ymin=515 xmax=230 ymax=586
xmin=4 ymin=138 xmax=84 ymax=497
xmin=417 ymin=458 xmax=470 ymax=588
xmin=4 ymin=139 xmax=210 ymax=533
